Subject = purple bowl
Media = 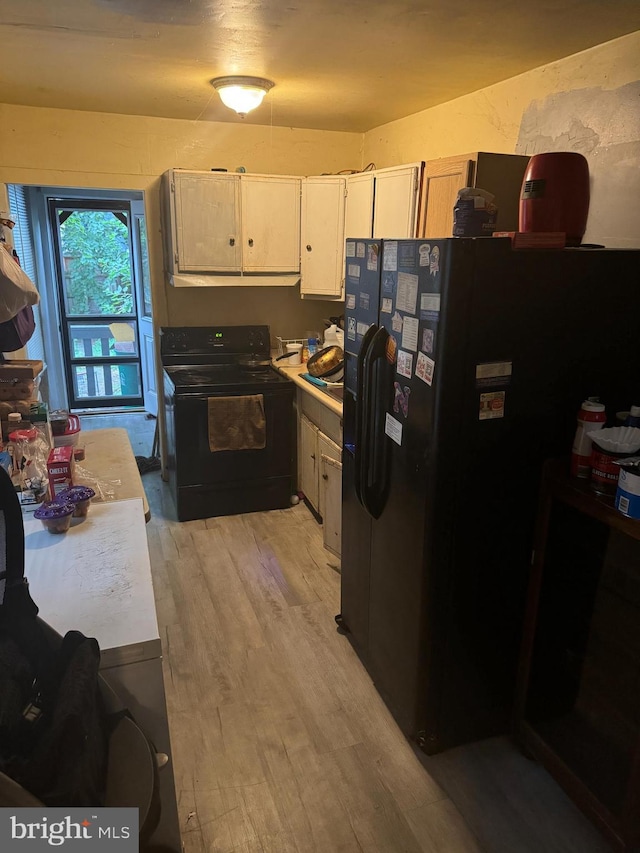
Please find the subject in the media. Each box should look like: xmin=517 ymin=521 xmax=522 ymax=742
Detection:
xmin=56 ymin=486 xmax=96 ymax=517
xmin=34 ymin=500 xmax=75 ymax=534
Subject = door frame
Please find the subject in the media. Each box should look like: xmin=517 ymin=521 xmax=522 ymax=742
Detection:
xmin=47 ymin=197 xmax=144 ymax=410
xmin=130 ymin=199 xmax=157 ymax=416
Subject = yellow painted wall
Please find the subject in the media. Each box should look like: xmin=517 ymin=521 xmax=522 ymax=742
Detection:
xmin=364 ymin=32 xmax=640 ymax=247
xmin=364 ymin=32 xmax=639 ymax=164
xmin=0 ymin=103 xmax=362 ymax=336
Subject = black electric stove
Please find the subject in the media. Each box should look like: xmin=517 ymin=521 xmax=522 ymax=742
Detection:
xmin=164 ymin=364 xmax=291 ymax=395
xmin=161 ymin=325 xmax=294 ymax=522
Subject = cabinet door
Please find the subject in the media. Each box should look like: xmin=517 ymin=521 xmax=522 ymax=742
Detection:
xmin=419 ymin=156 xmax=474 ymax=238
xmin=300 ymin=415 xmax=319 ymax=511
xmin=372 ymin=165 xmax=421 ymax=238
xmin=173 ymin=171 xmax=241 ymax=272
xmin=321 ymin=456 xmax=343 ymax=557
xmin=241 ymin=176 xmax=301 ymax=272
xmin=317 ymin=432 xmax=341 ymax=519
xmin=345 ymin=172 xmax=375 ymax=239
xmin=300 ymin=177 xmax=346 ymax=297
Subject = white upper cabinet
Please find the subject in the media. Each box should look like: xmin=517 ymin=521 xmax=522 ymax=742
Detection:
xmin=372 ymin=164 xmax=421 ymax=239
xmin=241 ymin=175 xmax=301 ymax=272
xmin=300 ymin=176 xmax=346 ymax=298
xmin=344 ymin=164 xmax=422 ymax=242
xmin=162 ymin=169 xmax=301 ymax=284
xmin=172 ymin=171 xmax=241 ymax=272
xmin=344 ymin=172 xmax=375 ymax=239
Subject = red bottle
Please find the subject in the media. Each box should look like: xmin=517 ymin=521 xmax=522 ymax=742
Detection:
xmin=570 ymin=400 xmax=606 ymax=479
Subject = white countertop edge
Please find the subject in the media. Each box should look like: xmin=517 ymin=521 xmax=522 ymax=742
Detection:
xmin=273 ymin=363 xmax=343 ymax=417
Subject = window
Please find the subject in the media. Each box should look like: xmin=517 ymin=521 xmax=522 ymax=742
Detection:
xmin=6 ymin=185 xmax=45 ymax=363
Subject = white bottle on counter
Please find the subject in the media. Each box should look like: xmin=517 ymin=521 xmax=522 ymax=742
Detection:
xmin=570 ymin=399 xmax=606 ymax=479
xmin=324 ymin=324 xmax=344 ymax=349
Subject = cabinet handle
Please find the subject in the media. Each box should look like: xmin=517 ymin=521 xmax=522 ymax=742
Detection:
xmin=248 ymin=238 xmax=254 ymax=247
xmin=306 ymin=244 xmax=312 ymax=252
xmin=229 ymin=237 xmax=235 ymax=246
xmin=311 ymin=453 xmax=316 ymax=460
xmin=322 ymin=474 xmax=328 ymax=481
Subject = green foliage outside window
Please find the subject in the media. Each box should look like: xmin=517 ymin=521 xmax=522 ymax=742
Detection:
xmin=60 ymin=210 xmax=134 ymax=315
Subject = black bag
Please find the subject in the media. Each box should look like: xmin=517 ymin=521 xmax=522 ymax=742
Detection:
xmin=0 ymin=466 xmax=162 ymax=842
xmin=2 ymin=631 xmax=109 ymax=806
xmin=0 ymin=466 xmax=109 ymax=805
xmin=0 ymin=304 xmax=35 ymax=352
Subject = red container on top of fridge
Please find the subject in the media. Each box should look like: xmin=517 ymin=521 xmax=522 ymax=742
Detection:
xmin=519 ymin=152 xmax=590 ymax=247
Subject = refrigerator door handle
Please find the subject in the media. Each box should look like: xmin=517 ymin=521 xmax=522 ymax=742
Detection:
xmin=354 ymin=324 xmax=379 ymax=508
xmin=361 ymin=326 xmax=391 ymax=520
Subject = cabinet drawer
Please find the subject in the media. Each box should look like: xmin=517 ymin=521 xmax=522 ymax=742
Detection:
xmin=300 ymin=394 xmax=342 ymax=446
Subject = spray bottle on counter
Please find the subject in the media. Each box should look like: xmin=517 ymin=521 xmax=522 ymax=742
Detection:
xmin=626 ymin=406 xmax=640 ymax=428
xmin=570 ymin=399 xmax=607 ymax=479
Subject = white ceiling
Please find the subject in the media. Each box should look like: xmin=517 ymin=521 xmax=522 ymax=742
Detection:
xmin=1 ymin=1 xmax=639 ymax=132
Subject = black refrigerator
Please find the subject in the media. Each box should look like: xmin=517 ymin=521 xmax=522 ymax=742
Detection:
xmin=339 ymin=236 xmax=640 ymax=755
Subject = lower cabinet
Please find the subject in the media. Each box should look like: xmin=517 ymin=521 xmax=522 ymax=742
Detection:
xmin=300 ymin=414 xmax=321 ymax=510
xmin=297 ymin=396 xmax=343 ymax=557
xmin=320 ymin=454 xmax=342 ymax=557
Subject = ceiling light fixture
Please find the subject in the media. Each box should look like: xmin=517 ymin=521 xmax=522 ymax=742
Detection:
xmin=211 ymin=76 xmax=275 ymax=118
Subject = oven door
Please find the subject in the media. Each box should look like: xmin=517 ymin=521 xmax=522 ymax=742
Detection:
xmin=173 ymin=385 xmax=294 ymax=487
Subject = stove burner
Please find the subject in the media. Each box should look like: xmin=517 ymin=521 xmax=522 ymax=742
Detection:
xmin=164 ymin=363 xmax=289 ymax=390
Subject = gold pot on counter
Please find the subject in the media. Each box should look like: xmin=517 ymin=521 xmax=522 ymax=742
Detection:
xmin=307 ymin=345 xmax=344 ymax=379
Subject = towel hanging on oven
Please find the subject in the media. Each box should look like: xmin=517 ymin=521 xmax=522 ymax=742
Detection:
xmin=208 ymin=395 xmax=266 ymax=453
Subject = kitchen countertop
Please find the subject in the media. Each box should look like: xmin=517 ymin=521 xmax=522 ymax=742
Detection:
xmin=273 ymin=362 xmax=343 ymax=417
xmin=79 ymin=427 xmax=150 ymax=521
xmin=24 ymin=498 xmax=160 ymax=669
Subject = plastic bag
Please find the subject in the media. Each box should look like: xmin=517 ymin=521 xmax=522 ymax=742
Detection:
xmin=11 ymin=430 xmax=49 ymax=505
xmin=73 ymin=465 xmax=121 ymax=503
xmin=0 ymin=245 xmax=39 ymax=324
xmin=453 ymin=188 xmax=498 ymax=237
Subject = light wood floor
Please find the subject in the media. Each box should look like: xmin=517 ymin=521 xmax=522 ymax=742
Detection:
xmin=87 ymin=414 xmax=613 ymax=853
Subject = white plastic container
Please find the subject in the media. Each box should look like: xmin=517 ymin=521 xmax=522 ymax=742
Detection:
xmin=570 ymin=400 xmax=606 ymax=479
xmin=324 ymin=324 xmax=340 ymax=348
xmin=616 ymin=458 xmax=640 ymax=519
xmin=285 ymin=342 xmax=302 ymax=366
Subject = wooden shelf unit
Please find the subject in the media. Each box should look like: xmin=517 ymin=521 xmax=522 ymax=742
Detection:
xmin=514 ymin=458 xmax=640 ymax=852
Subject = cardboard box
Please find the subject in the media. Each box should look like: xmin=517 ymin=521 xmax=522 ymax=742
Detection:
xmin=493 ymin=231 xmax=566 ymax=248
xmin=0 ymin=380 xmax=35 ymax=401
xmin=47 ymin=445 xmax=75 ymax=498
xmin=0 ymin=359 xmax=43 ymax=380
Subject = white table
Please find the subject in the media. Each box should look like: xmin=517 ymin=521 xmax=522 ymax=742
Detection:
xmin=79 ymin=427 xmax=151 ymax=521
xmin=24 ymin=498 xmax=180 ymax=851
xmin=24 ymin=499 xmax=158 ymax=667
